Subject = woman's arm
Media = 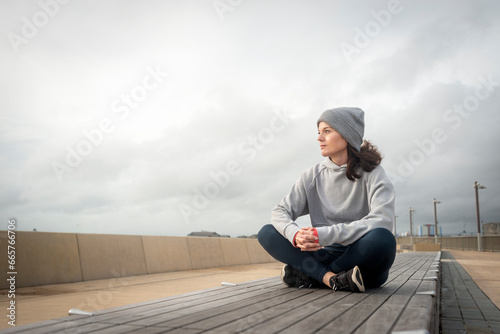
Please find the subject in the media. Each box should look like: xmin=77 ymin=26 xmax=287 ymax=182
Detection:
xmin=271 ymin=175 xmax=310 ymax=245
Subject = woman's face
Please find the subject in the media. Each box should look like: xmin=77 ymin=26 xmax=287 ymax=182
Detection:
xmin=317 ymin=121 xmax=348 ymax=164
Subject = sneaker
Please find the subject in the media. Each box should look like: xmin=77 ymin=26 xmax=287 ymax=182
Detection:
xmin=329 ymin=266 xmax=365 ymax=293
xmin=280 ymin=264 xmax=322 ymax=288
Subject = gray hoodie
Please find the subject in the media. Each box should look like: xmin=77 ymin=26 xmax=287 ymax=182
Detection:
xmin=271 ymin=157 xmax=395 ymax=246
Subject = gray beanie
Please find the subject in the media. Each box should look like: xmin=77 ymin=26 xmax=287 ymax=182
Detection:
xmin=317 ymin=107 xmax=365 ymax=151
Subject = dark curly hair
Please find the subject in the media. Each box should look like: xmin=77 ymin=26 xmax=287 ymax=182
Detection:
xmin=345 ymin=140 xmax=383 ymax=181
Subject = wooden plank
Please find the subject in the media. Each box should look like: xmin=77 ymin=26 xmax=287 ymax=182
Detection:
xmin=202 ymin=289 xmax=339 ymax=333
xmin=96 ymin=276 xmax=279 ymax=316
xmin=391 ymin=294 xmax=436 ymax=333
xmin=416 ymin=280 xmax=438 ymax=295
xmin=96 ymin=281 xmax=281 ymax=324
xmin=151 ymin=287 xmax=296 ymax=328
xmin=3 ymin=252 xmax=441 ymax=334
xmin=160 ymin=328 xmax=202 ymax=334
xmin=183 ymin=288 xmax=316 ymax=331
xmin=0 ymin=317 xmax=102 ymax=334
xmin=127 ymin=286 xmax=295 ymax=327
xmin=409 ymin=253 xmax=439 ymax=280
xmin=0 ymin=319 xmax=63 ymax=334
xmin=281 ymin=290 xmax=370 ymax=333
xmin=302 ymin=252 xmax=439 ymax=333
xmin=283 ymin=252 xmax=438 ymax=333
xmin=30 ymin=320 xmax=114 ymax=334
xmin=87 ymin=324 xmax=168 ymax=334
xmin=391 ymin=253 xmax=431 ymax=279
xmin=391 ymin=253 xmax=441 ymax=334
xmin=352 ymin=279 xmax=420 ymax=334
xmin=102 ymin=286 xmax=280 ymax=325
xmin=3 ymin=279 xmax=281 ymax=333
xmin=240 ymin=288 xmax=349 ymax=333
xmin=318 ymin=276 xmax=415 ymax=333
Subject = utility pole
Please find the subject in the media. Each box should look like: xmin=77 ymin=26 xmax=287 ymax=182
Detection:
xmin=474 ymin=181 xmax=486 ymax=252
xmin=409 ymin=207 xmax=415 ymax=246
xmin=433 ymin=198 xmax=441 ymax=244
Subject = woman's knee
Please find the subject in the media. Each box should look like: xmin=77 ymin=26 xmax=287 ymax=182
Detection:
xmin=353 ymin=228 xmax=396 ymax=271
xmin=257 ymin=224 xmax=279 ymax=248
xmin=366 ymin=227 xmax=395 ymax=240
xmin=361 ymin=228 xmax=396 ymax=253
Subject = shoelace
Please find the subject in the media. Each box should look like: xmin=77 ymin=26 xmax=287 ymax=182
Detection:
xmin=298 ymin=281 xmax=315 ymax=289
xmin=330 ymin=274 xmax=349 ymax=291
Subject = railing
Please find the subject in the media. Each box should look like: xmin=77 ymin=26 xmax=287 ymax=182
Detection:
xmin=396 ymin=236 xmax=500 ymax=252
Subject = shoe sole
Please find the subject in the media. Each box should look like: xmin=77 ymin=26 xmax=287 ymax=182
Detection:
xmin=351 ymin=266 xmax=365 ymax=292
xmin=280 ymin=265 xmax=292 ymax=287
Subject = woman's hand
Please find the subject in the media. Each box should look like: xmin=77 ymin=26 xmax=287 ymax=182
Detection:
xmin=295 ymin=227 xmax=321 ymax=251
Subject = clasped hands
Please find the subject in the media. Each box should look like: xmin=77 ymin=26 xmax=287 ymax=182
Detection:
xmin=294 ymin=227 xmax=321 ymax=252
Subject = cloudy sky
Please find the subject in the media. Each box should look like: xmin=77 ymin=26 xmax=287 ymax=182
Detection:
xmin=1 ymin=0 xmax=499 ymax=238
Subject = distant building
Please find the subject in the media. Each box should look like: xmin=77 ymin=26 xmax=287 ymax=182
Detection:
xmin=483 ymin=222 xmax=500 ymax=235
xmin=188 ymin=231 xmax=230 ymax=238
xmin=418 ymin=225 xmax=442 ymax=237
xmin=237 ymin=234 xmax=258 ymax=239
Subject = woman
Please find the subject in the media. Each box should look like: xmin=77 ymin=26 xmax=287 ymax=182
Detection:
xmin=258 ymin=107 xmax=396 ymax=292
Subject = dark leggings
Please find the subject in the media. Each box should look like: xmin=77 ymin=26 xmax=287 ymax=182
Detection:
xmin=257 ymin=224 xmax=396 ymax=288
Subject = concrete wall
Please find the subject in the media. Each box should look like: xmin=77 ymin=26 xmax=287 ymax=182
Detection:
xmin=142 ymin=236 xmax=192 ymax=274
xmin=0 ymin=231 xmax=274 ymax=289
xmin=396 ymin=236 xmax=500 ymax=252
xmin=0 ymin=231 xmax=83 ymax=288
xmin=413 ymin=243 xmax=441 ymax=252
xmin=77 ymin=233 xmax=148 ymax=281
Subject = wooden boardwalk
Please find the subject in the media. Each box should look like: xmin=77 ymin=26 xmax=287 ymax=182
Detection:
xmin=1 ymin=252 xmax=441 ymax=334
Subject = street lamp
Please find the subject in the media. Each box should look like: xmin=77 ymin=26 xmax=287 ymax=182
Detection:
xmin=409 ymin=207 xmax=415 ymax=245
xmin=433 ymin=198 xmax=441 ymax=244
xmin=473 ymin=181 xmax=486 ymax=252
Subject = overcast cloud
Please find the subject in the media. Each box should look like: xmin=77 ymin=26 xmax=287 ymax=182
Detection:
xmin=1 ymin=0 xmax=499 ymax=238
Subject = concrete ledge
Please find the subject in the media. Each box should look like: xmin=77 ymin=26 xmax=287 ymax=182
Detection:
xmin=413 ymin=243 xmax=441 ymax=252
xmin=77 ymin=233 xmax=148 ymax=281
xmin=187 ymin=237 xmax=226 ymax=269
xmin=220 ymin=238 xmax=251 ymax=266
xmin=0 ymin=231 xmax=82 ymax=289
xmin=246 ymin=238 xmax=274 ymax=264
xmin=142 ymin=236 xmax=192 ymax=274
xmin=0 ymin=231 xmax=275 ymax=288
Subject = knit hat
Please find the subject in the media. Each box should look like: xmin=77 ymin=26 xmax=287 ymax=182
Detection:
xmin=317 ymin=107 xmax=365 ymax=151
